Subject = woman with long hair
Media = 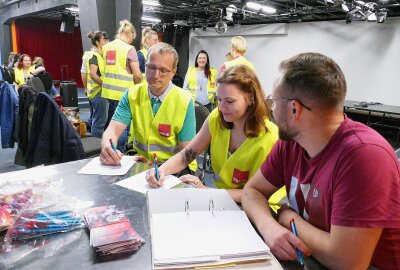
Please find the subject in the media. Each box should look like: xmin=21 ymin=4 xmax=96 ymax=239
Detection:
xmin=147 ymin=65 xmax=282 ymax=204
xmin=14 ymin=54 xmax=44 ymax=88
xmin=137 ymin=27 xmax=158 ymax=80
xmin=183 ymin=50 xmax=217 ymax=112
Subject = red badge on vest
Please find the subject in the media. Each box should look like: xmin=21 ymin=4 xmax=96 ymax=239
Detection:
xmin=232 ymin=169 xmax=249 ymax=184
xmin=158 ymin=124 xmax=171 ymax=137
xmin=210 ymin=82 xmax=216 ymax=88
xmin=106 ymin=50 xmax=116 ymax=65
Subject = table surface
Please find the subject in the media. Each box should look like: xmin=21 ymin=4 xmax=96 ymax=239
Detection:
xmin=344 ymin=100 xmax=400 ymax=115
xmin=0 ymin=159 xmax=326 ymax=270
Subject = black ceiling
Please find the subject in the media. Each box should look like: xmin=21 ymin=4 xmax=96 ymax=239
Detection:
xmin=142 ymin=0 xmax=400 ymax=27
xmin=2 ymin=0 xmax=400 ymax=28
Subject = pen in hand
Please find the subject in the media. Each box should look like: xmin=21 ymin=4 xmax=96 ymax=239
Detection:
xmin=290 ymin=218 xmax=304 ymax=266
xmin=153 ymin=153 xmax=160 ymax=181
xmin=109 ymin=138 xmax=121 ymax=166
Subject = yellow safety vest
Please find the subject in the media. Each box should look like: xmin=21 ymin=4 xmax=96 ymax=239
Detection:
xmin=139 ymin=48 xmax=148 ymax=82
xmin=128 ymin=83 xmax=197 ymax=172
xmin=14 ymin=66 xmax=35 ymax=86
xmin=224 ymin=56 xmax=255 ymax=71
xmin=209 ymin=109 xmax=286 ymax=212
xmin=185 ymin=66 xmax=217 ymax=104
xmin=102 ymin=39 xmax=134 ymax=101
xmin=86 ymin=51 xmax=105 ymax=100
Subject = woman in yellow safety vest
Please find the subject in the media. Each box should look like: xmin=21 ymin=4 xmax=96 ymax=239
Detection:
xmin=138 ymin=27 xmax=159 ymax=81
xmin=219 ymin=36 xmax=255 ymax=74
xmin=102 ymin=19 xmax=142 ymax=128
xmin=14 ymin=54 xmax=45 ymax=88
xmin=183 ymin=50 xmax=217 ymax=112
xmin=146 ymin=65 xmax=286 ymax=206
xmin=86 ymin=31 xmax=109 ymax=138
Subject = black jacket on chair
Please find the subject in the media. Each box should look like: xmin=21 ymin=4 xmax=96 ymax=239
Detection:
xmin=25 ymin=93 xmax=85 ymax=168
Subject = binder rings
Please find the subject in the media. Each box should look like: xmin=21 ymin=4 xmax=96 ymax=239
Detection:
xmin=147 ymin=189 xmax=283 ymax=270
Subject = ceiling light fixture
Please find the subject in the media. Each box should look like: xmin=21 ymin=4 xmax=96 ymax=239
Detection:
xmin=142 ymin=0 xmax=161 ymax=7
xmin=261 ymin=5 xmax=276 ymax=14
xmin=66 ymin=7 xmax=79 ymax=12
xmin=142 ymin=16 xmax=161 ymax=23
xmin=245 ymin=2 xmax=276 ymax=14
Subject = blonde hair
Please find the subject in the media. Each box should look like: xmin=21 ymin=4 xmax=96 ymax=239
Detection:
xmin=141 ymin=27 xmax=157 ymax=49
xmin=117 ymin=19 xmax=136 ymax=39
xmin=33 ymin=56 xmax=44 ymax=66
xmin=147 ymin=42 xmax=179 ymax=70
xmin=230 ymin=36 xmax=247 ymax=55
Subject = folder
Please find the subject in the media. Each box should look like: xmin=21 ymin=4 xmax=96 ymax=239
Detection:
xmin=147 ymin=189 xmax=283 ymax=270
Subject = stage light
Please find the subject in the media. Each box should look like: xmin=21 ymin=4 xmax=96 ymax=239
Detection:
xmin=376 ymin=11 xmax=387 ymax=23
xmin=341 ymin=3 xmax=349 ymax=12
xmin=261 ymin=5 xmax=276 ymax=14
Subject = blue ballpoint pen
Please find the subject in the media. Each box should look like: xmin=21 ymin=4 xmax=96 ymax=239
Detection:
xmin=153 ymin=153 xmax=160 ymax=181
xmin=290 ymin=218 xmax=304 ymax=266
xmin=109 ymin=138 xmax=118 ymax=154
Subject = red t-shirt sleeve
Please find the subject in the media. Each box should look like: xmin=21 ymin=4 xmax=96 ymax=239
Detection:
xmin=332 ymin=144 xmax=400 ymax=228
xmin=260 ymin=141 xmax=285 ymax=188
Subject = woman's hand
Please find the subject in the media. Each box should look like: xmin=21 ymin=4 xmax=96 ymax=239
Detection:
xmin=179 ymin=174 xmax=205 ymax=188
xmin=135 ymin=155 xmax=153 ymax=166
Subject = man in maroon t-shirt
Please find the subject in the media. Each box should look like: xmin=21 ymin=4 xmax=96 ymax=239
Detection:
xmin=242 ymin=53 xmax=400 ymax=269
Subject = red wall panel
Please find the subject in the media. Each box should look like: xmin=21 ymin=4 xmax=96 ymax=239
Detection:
xmin=15 ymin=17 xmax=83 ymax=87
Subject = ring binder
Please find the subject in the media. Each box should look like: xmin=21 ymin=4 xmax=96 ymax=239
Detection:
xmin=209 ymin=199 xmax=214 ymax=213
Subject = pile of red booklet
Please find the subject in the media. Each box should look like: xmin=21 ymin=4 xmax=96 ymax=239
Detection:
xmin=84 ymin=205 xmax=145 ymax=256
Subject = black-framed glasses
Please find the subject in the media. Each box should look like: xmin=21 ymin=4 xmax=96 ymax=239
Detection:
xmin=146 ymin=64 xmax=172 ymax=75
xmin=266 ymin=95 xmax=311 ymax=111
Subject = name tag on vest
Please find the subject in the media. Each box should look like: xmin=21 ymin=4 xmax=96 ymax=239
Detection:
xmin=106 ymin=50 xmax=116 ymax=65
xmin=158 ymin=124 xmax=171 ymax=137
xmin=232 ymin=168 xmax=249 ymax=184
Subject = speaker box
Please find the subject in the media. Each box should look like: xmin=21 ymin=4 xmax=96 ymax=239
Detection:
xmin=60 ymin=81 xmax=78 ymax=107
xmin=60 ymin=14 xmax=75 ymax=33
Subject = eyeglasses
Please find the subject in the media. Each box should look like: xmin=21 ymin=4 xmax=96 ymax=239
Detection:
xmin=266 ymin=95 xmax=311 ymax=111
xmin=146 ymin=64 xmax=172 ymax=75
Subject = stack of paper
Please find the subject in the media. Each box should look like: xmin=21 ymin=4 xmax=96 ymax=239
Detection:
xmin=84 ymin=205 xmax=145 ymax=256
xmin=77 ymin=156 xmax=136 ymax=176
xmin=147 ymin=189 xmax=277 ymax=269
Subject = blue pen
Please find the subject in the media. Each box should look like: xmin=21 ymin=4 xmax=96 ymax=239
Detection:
xmin=290 ymin=218 xmax=304 ymax=266
xmin=153 ymin=153 xmax=160 ymax=181
xmin=109 ymin=138 xmax=118 ymax=154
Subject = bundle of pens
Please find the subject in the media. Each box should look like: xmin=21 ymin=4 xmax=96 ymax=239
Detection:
xmin=9 ymin=210 xmax=85 ymax=241
xmin=84 ymin=205 xmax=145 ymax=256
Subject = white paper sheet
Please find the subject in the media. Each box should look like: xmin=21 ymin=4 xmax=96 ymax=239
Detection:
xmin=77 ymin=156 xmax=136 ymax=176
xmin=151 ymin=211 xmax=270 ymax=266
xmin=114 ymin=170 xmax=181 ymax=194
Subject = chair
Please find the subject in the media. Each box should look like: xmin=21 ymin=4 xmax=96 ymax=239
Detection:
xmin=24 ymin=93 xmax=101 ymax=168
xmin=194 ymin=101 xmax=211 ymax=183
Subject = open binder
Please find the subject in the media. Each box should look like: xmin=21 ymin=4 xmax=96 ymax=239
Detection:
xmin=147 ymin=189 xmax=283 ymax=270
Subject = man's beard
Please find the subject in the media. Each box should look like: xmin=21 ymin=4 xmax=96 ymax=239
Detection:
xmin=278 ymin=124 xmax=297 ymax=141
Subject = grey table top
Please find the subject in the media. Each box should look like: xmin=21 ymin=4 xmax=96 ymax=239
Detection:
xmin=0 ymin=159 xmax=326 ymax=270
xmin=344 ymin=100 xmax=400 ymax=115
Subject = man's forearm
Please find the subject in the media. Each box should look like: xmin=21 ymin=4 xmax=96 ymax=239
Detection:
xmin=242 ymin=187 xmax=277 ymax=231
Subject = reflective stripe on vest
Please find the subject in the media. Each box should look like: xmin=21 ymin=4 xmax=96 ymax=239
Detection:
xmin=128 ymin=83 xmax=197 ymax=172
xmin=208 ymin=109 xmax=278 ymax=189
xmin=185 ymin=66 xmax=217 ymax=104
xmin=101 ymin=39 xmax=134 ymax=101
xmin=224 ymin=56 xmax=255 ymax=71
xmin=86 ymin=51 xmax=105 ymax=100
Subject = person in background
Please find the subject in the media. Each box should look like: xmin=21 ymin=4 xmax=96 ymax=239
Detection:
xmin=138 ymin=27 xmax=159 ymax=82
xmin=81 ymin=48 xmax=94 ymax=132
xmin=32 ymin=56 xmax=59 ymax=97
xmin=7 ymin=52 xmax=15 ymax=68
xmin=14 ymin=54 xmax=44 ymax=88
xmin=85 ymin=31 xmax=109 ymax=138
xmin=100 ymin=42 xmax=197 ymax=174
xmin=242 ymin=52 xmax=400 ymax=269
xmin=102 ymin=19 xmax=142 ymax=129
xmin=183 ymin=50 xmax=217 ymax=112
xmin=146 ymin=65 xmax=284 ymax=204
xmin=220 ymin=36 xmax=255 ymax=74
